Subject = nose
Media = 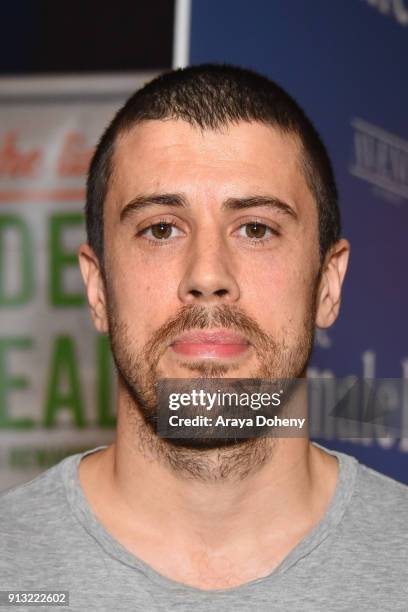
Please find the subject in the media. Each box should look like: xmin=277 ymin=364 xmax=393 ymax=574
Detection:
xmin=177 ymin=232 xmax=240 ymax=305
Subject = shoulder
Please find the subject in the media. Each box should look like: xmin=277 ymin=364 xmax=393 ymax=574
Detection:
xmin=339 ymin=454 xmax=408 ymax=559
xmin=316 ymin=443 xmax=408 ymax=544
xmin=316 ymin=442 xmax=408 ymax=517
xmin=0 ymin=453 xmax=78 ymax=535
xmin=353 ymin=460 xmax=408 ymax=519
xmin=0 ymin=453 xmax=86 ymax=584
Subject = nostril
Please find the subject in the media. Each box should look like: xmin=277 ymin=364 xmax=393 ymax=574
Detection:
xmin=188 ymin=288 xmax=230 ymax=299
xmin=215 ymin=289 xmax=228 ymax=297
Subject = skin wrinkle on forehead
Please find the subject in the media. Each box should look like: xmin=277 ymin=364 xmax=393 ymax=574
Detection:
xmin=104 ymin=121 xmax=318 ymax=242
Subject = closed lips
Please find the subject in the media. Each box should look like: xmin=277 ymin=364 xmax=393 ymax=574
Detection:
xmin=169 ymin=330 xmax=251 ymax=359
xmin=170 ymin=331 xmax=250 ymax=345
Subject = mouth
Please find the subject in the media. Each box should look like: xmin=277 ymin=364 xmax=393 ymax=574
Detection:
xmin=169 ymin=329 xmax=251 ymax=359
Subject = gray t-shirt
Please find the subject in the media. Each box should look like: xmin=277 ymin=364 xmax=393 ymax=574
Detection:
xmin=0 ymin=442 xmax=407 ymax=611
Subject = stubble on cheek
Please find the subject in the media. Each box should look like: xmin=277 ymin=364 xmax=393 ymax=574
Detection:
xmin=106 ymin=288 xmax=318 ymax=416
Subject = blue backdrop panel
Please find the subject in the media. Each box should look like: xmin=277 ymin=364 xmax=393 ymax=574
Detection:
xmin=189 ymin=0 xmax=408 ymax=482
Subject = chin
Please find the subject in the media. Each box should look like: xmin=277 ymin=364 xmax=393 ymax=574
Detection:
xmin=165 ymin=357 xmax=255 ymax=379
xmin=164 ymin=436 xmax=251 ymax=450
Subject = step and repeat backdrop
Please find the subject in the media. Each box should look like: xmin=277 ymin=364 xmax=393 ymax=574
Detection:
xmin=0 ymin=0 xmax=407 ymax=489
xmin=0 ymin=75 xmax=162 ymax=490
xmin=189 ymin=0 xmax=408 ymax=481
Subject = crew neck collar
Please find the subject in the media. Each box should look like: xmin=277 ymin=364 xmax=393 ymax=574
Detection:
xmin=62 ymin=441 xmax=358 ymax=596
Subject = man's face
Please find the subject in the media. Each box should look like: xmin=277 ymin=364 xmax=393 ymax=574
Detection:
xmin=80 ymin=119 xmax=341 ymax=440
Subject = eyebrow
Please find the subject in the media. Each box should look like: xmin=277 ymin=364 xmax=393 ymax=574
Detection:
xmin=120 ymin=193 xmax=188 ymax=222
xmin=223 ymin=195 xmax=297 ymax=218
xmin=119 ymin=192 xmax=298 ymax=222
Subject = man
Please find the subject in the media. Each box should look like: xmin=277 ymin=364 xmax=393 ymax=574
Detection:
xmin=0 ymin=64 xmax=407 ymax=611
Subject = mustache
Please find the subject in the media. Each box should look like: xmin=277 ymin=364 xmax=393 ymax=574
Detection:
xmin=143 ymin=303 xmax=274 ymax=365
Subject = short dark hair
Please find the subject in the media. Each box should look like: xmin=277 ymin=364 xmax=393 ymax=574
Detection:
xmin=86 ymin=63 xmax=340 ymax=266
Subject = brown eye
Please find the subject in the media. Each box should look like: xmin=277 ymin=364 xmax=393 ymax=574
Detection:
xmin=245 ymin=222 xmax=267 ymax=239
xmin=139 ymin=220 xmax=183 ymax=243
xmin=150 ymin=222 xmax=173 ymax=239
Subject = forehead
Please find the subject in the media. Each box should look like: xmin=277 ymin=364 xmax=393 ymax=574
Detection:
xmin=108 ymin=119 xmax=314 ymax=216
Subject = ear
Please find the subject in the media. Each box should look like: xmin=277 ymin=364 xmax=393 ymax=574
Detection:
xmin=78 ymin=243 xmax=109 ymax=333
xmin=315 ymin=239 xmax=350 ymax=329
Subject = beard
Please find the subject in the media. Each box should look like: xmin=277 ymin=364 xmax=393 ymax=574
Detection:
xmin=105 ymin=287 xmax=317 ymax=481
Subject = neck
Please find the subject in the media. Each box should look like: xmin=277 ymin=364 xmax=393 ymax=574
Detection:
xmin=114 ymin=425 xmax=324 ymax=536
